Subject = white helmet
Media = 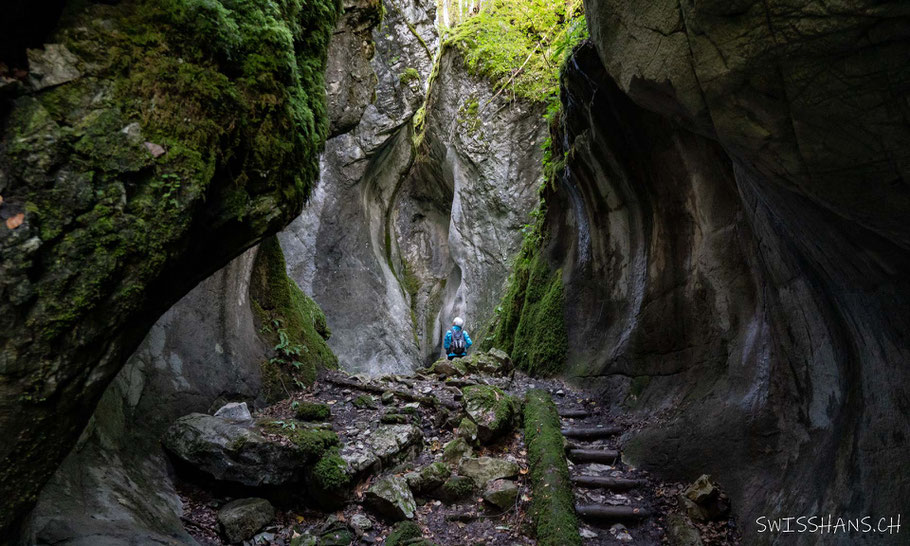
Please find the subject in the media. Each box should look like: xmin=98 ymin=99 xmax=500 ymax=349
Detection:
xmin=453 ymin=317 xmax=464 ymax=327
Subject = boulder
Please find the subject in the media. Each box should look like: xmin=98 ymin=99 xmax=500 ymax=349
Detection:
xmin=217 ymin=498 xmax=275 ymax=544
xmin=214 ymin=402 xmax=253 ymax=422
xmin=26 ymin=44 xmax=82 ymax=91
xmin=666 ymin=513 xmax=704 ymax=546
xmin=461 ymin=385 xmax=519 ymax=443
xmin=352 ymin=394 xmax=377 ymax=409
xmin=441 ymin=437 xmax=473 ymax=466
xmin=405 ymin=462 xmax=450 ymax=494
xmin=294 ymin=402 xmax=332 ymax=422
xmin=457 ymin=457 xmax=520 ymax=488
xmin=429 ymin=359 xmax=467 ymax=378
xmin=340 ymin=424 xmax=422 ymax=476
xmin=162 ymin=413 xmax=308 ymax=486
xmin=465 ymin=350 xmax=514 ymax=375
xmin=366 ymin=476 xmax=417 ymax=520
xmin=680 ymin=475 xmax=731 ymax=522
xmin=434 ymin=475 xmax=475 ymax=503
xmin=482 ymin=479 xmax=518 ymax=510
xmin=349 ymin=513 xmax=373 ymax=535
xmin=456 ymin=418 xmax=479 ymax=445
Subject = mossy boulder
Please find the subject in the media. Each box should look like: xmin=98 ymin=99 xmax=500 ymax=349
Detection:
xmin=163 ymin=413 xmax=313 ymax=487
xmin=295 ymin=401 xmax=332 ymax=422
xmin=483 ymin=479 xmax=519 ymax=511
xmin=428 ymin=358 xmax=467 ymax=378
xmin=306 ymin=451 xmax=352 ymax=508
xmin=441 ymin=437 xmax=473 ymax=466
xmin=385 ymin=521 xmax=423 ymax=546
xmin=404 ymin=462 xmax=450 ymax=495
xmin=461 ymin=385 xmax=519 ymax=443
xmin=434 ymin=475 xmax=475 ymax=503
xmin=0 ymin=0 xmax=340 ymax=530
xmin=456 ymin=417 xmax=479 ymax=445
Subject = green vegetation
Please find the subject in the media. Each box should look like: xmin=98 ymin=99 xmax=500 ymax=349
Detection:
xmin=352 ymin=394 xmax=377 ymax=409
xmin=291 ymin=428 xmax=340 ymax=460
xmin=250 ymin=236 xmax=337 ymax=401
xmin=441 ymin=475 xmax=474 ymax=499
xmin=399 ymin=67 xmax=421 ymax=84
xmin=385 ymin=521 xmax=423 ymax=546
xmin=523 ymin=389 xmax=582 ymax=546
xmin=445 ymin=0 xmax=586 ymax=104
xmin=294 ymin=401 xmax=332 ymax=421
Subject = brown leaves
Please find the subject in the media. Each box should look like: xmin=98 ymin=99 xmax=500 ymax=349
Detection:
xmin=6 ymin=213 xmax=24 ymax=230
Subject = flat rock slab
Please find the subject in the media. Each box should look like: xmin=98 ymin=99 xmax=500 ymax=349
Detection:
xmin=366 ymin=476 xmax=417 ymax=520
xmin=214 ymin=402 xmax=252 ymax=422
xmin=458 ymin=457 xmax=520 ymax=487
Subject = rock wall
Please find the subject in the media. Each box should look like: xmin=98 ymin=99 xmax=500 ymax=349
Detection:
xmin=535 ymin=7 xmax=910 ymax=538
xmin=0 ymin=0 xmax=338 ymax=532
xmin=280 ymin=0 xmax=546 ymax=372
xmin=22 ymin=249 xmax=266 ymax=545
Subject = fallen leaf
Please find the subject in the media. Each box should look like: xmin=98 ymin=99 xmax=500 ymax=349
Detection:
xmin=0 ymin=195 xmax=4 ymax=205
xmin=519 ymin=468 xmax=529 ymax=475
xmin=6 ymin=213 xmax=24 ymax=229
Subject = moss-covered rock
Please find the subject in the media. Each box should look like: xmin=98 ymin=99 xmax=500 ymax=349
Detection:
xmin=435 ymin=475 xmax=474 ymax=503
xmin=486 ymin=248 xmax=567 ymax=376
xmin=295 ymin=401 xmax=332 ymax=422
xmin=441 ymin=437 xmax=473 ymax=466
xmin=385 ymin=521 xmax=422 ymax=546
xmin=0 ymin=0 xmax=340 ymax=530
xmin=251 ymin=236 xmax=338 ymax=402
xmin=306 ymin=450 xmax=352 ymax=508
xmin=352 ymin=394 xmax=377 ymax=409
xmin=404 ymin=461 xmax=450 ymax=495
xmin=523 ymin=389 xmax=581 ymax=545
xmin=461 ymin=384 xmax=519 ymax=443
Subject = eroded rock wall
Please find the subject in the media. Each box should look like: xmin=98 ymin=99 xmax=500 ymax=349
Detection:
xmin=0 ymin=0 xmax=338 ymax=532
xmin=540 ymin=16 xmax=909 ymax=540
xmin=280 ymin=0 xmax=546 ymax=372
xmin=22 ymin=249 xmax=266 ymax=545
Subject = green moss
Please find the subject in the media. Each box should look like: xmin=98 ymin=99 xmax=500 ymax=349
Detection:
xmin=250 ymin=236 xmax=337 ymax=401
xmin=462 ymin=384 xmax=519 ymax=440
xmin=399 ymin=67 xmax=421 ymax=84
xmin=310 ymin=450 xmax=350 ymax=490
xmin=385 ymin=521 xmax=423 ymax=546
xmin=352 ymin=394 xmax=377 ymax=409
xmin=381 ymin=413 xmax=409 ymax=424
xmin=289 ymin=428 xmax=340 ymax=460
xmin=295 ymin=401 xmax=332 ymax=421
xmin=441 ymin=475 xmax=474 ymax=499
xmin=444 ymin=0 xmax=586 ymax=104
xmin=523 ymin=389 xmax=581 ymax=546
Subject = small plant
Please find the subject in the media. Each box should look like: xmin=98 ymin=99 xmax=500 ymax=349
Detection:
xmin=399 ymin=67 xmax=420 ymax=84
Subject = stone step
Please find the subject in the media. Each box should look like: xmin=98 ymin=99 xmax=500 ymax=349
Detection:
xmin=567 ymin=448 xmax=620 ymax=463
xmin=561 ymin=425 xmax=622 ymax=439
xmin=558 ymin=408 xmax=591 ymax=418
xmin=575 ymin=504 xmax=651 ymax=521
xmin=571 ymin=476 xmax=643 ymax=491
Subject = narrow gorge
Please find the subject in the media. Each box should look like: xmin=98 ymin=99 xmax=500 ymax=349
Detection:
xmin=0 ymin=0 xmax=907 ymax=545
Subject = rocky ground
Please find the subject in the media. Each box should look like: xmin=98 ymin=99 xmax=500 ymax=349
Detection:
xmin=164 ymin=351 xmax=740 ymax=545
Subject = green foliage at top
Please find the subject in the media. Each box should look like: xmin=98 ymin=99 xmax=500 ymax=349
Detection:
xmin=523 ymin=389 xmax=582 ymax=545
xmin=445 ymin=0 xmax=586 ymax=103
xmin=250 ymin=236 xmax=337 ymax=401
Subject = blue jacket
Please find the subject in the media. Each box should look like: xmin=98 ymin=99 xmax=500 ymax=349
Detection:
xmin=444 ymin=325 xmax=473 ymax=357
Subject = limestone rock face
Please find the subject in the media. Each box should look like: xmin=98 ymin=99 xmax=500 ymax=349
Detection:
xmin=532 ymin=17 xmax=910 ymax=538
xmin=0 ymin=0 xmax=338 ymax=532
xmin=280 ymin=0 xmax=546 ymax=373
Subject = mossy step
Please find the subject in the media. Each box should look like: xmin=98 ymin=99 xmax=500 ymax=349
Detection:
xmin=561 ymin=425 xmax=622 ymax=439
xmin=567 ymin=448 xmax=620 ymax=463
xmin=571 ymin=476 xmax=643 ymax=491
xmin=575 ymin=504 xmax=651 ymax=521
